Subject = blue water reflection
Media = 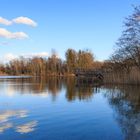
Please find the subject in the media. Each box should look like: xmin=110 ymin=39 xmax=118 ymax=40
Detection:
xmin=0 ymin=77 xmax=139 ymax=140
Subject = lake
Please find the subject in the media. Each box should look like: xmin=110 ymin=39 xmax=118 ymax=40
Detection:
xmin=0 ymin=76 xmax=140 ymax=140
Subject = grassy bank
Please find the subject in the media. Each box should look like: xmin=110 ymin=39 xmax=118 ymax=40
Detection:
xmin=104 ymin=68 xmax=140 ymax=85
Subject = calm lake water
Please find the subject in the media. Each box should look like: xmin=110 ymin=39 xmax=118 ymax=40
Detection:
xmin=0 ymin=77 xmax=140 ymax=140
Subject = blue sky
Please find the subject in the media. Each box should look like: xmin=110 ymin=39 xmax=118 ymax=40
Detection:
xmin=0 ymin=0 xmax=139 ymax=61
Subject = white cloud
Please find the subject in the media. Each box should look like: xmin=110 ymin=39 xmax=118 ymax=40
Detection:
xmin=4 ymin=53 xmax=18 ymax=61
xmin=13 ymin=17 xmax=37 ymax=27
xmin=3 ymin=52 xmax=49 ymax=62
xmin=0 ymin=17 xmax=12 ymax=25
xmin=0 ymin=28 xmax=28 ymax=39
xmin=24 ymin=52 xmax=49 ymax=58
xmin=0 ymin=16 xmax=37 ymax=27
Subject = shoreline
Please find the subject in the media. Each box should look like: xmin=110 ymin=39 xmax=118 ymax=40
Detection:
xmin=1 ymin=75 xmax=140 ymax=86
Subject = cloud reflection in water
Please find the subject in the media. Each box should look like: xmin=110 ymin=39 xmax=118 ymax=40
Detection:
xmin=0 ymin=123 xmax=13 ymax=133
xmin=0 ymin=110 xmax=28 ymax=123
xmin=0 ymin=110 xmax=37 ymax=134
xmin=16 ymin=121 xmax=38 ymax=134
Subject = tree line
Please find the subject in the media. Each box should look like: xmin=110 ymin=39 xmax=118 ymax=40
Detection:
xmin=0 ymin=49 xmax=102 ymax=76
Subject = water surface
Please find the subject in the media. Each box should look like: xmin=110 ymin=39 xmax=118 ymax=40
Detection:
xmin=0 ymin=77 xmax=140 ymax=140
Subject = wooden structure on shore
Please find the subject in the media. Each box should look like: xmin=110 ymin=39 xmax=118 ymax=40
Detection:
xmin=74 ymin=69 xmax=104 ymax=86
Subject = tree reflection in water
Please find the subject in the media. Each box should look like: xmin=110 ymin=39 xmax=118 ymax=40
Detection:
xmin=0 ymin=77 xmax=101 ymax=101
xmin=64 ymin=78 xmax=100 ymax=101
xmin=104 ymin=85 xmax=140 ymax=140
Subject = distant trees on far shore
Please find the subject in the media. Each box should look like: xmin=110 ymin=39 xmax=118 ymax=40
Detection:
xmin=0 ymin=49 xmax=102 ymax=76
